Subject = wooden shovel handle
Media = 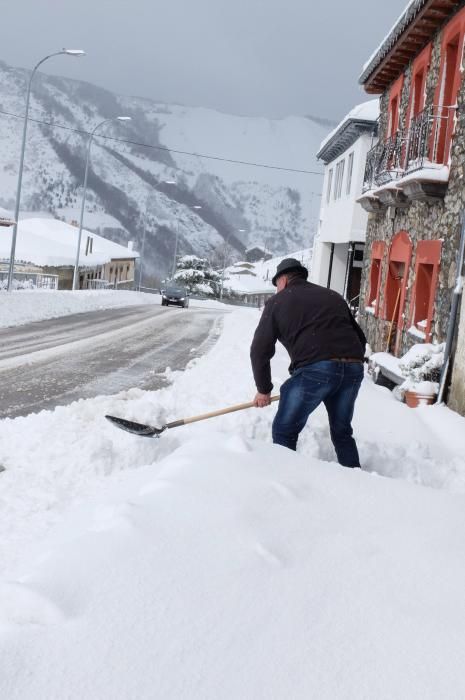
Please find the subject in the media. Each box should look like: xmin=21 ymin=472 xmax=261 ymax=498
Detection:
xmin=166 ymin=395 xmax=280 ymax=429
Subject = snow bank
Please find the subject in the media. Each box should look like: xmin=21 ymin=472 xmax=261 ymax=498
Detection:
xmin=1 ymin=435 xmax=465 ymax=699
xmin=0 ymin=289 xmax=162 ymax=328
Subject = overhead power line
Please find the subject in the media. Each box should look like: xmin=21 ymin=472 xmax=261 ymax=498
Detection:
xmin=0 ymin=108 xmax=325 ymax=178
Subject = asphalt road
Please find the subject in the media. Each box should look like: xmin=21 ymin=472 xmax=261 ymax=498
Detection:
xmin=0 ymin=305 xmax=224 ymax=419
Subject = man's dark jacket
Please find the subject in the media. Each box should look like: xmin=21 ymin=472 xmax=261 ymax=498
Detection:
xmin=250 ymin=278 xmax=367 ymax=394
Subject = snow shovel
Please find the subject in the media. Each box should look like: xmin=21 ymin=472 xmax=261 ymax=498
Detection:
xmin=105 ymin=395 xmax=280 ymax=438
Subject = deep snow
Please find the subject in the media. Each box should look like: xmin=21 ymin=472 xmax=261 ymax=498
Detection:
xmin=1 ymin=306 xmax=465 ymax=698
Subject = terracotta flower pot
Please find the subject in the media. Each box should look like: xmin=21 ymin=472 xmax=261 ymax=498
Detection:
xmin=404 ymin=390 xmax=437 ymax=408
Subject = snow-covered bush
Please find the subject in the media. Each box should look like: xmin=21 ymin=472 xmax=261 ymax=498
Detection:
xmin=172 ymin=255 xmax=221 ymax=296
xmin=0 ymin=277 xmax=35 ymax=291
xmin=398 ymin=343 xmax=444 ymax=396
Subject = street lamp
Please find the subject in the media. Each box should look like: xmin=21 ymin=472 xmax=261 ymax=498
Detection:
xmin=138 ymin=215 xmax=147 ymax=292
xmin=171 ymin=204 xmax=202 ymax=278
xmin=7 ymin=49 xmax=85 ymax=291
xmin=162 ymin=179 xmax=204 ymax=279
xmin=220 ymin=228 xmax=246 ymax=299
xmin=72 ymin=116 xmax=131 ymax=290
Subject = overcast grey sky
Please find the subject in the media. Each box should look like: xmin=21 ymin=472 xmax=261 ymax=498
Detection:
xmin=2 ymin=0 xmax=407 ymax=121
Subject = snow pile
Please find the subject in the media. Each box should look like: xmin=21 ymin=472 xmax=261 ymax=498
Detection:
xmin=0 ymin=289 xmax=161 ymax=328
xmin=1 ymin=434 xmax=465 ymax=699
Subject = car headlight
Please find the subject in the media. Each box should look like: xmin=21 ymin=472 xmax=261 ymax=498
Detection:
xmin=179 ymin=297 xmax=185 ymax=301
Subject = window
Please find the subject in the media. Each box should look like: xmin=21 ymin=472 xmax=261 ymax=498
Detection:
xmin=432 ymin=7 xmax=465 ymax=164
xmin=409 ymin=240 xmax=442 ymax=341
xmin=333 ymin=160 xmax=345 ymax=200
xmin=337 ymin=160 xmax=345 ymax=198
xmin=326 ymin=169 xmax=333 ymax=203
xmin=387 ymin=75 xmax=404 ymax=139
xmin=406 ymin=44 xmax=432 ymax=127
xmin=346 ymin=152 xmax=354 ymax=195
xmin=366 ymin=241 xmax=385 ymax=315
xmin=383 ymin=231 xmax=413 ymax=354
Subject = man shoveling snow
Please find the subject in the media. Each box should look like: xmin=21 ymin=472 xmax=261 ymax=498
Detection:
xmin=251 ymin=258 xmax=367 ymax=468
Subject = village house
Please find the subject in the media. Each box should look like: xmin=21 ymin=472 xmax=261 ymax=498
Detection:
xmin=357 ymin=0 xmax=465 ymax=414
xmin=311 ymin=101 xmax=379 ymax=309
xmin=0 ymin=216 xmax=138 ymax=290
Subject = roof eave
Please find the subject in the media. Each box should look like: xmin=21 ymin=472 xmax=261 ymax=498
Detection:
xmin=360 ymin=0 xmax=458 ymax=93
xmin=317 ymin=118 xmax=378 ymax=163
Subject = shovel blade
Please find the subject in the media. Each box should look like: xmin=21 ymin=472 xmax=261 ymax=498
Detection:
xmin=105 ymin=414 xmax=165 ymax=438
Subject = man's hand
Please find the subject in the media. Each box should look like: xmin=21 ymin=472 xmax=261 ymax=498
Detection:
xmin=253 ymin=392 xmax=272 ymax=408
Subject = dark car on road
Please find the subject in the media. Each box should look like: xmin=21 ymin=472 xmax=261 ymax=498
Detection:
xmin=161 ymin=286 xmax=190 ymax=308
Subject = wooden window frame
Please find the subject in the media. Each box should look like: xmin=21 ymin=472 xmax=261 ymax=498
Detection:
xmin=409 ymin=240 xmax=442 ymax=341
xmin=366 ymin=240 xmax=385 ymax=316
xmin=387 ymin=74 xmax=404 ymax=139
xmin=346 ymin=152 xmax=354 ymax=195
xmin=406 ymin=43 xmax=432 ymax=129
xmin=382 ymin=231 xmax=413 ymax=354
xmin=432 ymin=6 xmax=465 ymax=164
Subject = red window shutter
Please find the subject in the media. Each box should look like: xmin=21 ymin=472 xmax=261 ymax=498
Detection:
xmin=366 ymin=241 xmax=385 ymax=316
xmin=409 ymin=240 xmax=442 ymax=341
xmin=432 ymin=6 xmax=465 ymax=164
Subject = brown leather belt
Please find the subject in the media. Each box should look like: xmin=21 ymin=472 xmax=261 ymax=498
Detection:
xmin=330 ymin=358 xmax=363 ymax=363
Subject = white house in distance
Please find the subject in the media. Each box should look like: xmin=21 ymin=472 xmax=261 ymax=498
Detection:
xmin=224 ymin=249 xmax=312 ymax=306
xmin=0 ymin=214 xmax=138 ymax=290
xmin=310 ymin=100 xmax=379 ymax=307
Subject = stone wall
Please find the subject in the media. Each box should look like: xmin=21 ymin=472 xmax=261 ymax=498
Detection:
xmin=359 ymin=23 xmax=465 ymax=364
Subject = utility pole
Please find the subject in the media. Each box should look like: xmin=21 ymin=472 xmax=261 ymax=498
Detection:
xmin=73 ymin=116 xmax=131 ymax=290
xmin=139 ymin=216 xmax=147 ymax=291
xmin=7 ymin=49 xmax=85 ymax=291
xmin=172 ymin=220 xmax=179 ymax=279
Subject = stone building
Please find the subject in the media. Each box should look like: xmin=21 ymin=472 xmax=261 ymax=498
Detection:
xmin=357 ymin=0 xmax=465 ymax=411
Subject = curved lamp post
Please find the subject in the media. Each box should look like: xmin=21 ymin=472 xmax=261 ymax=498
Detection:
xmin=220 ymin=228 xmax=246 ymax=299
xmin=7 ymin=49 xmax=85 ymax=292
xmin=72 ymin=116 xmax=131 ymax=290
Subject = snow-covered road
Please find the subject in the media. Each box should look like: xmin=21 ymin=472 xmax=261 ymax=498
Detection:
xmin=0 ymin=305 xmax=224 ymax=418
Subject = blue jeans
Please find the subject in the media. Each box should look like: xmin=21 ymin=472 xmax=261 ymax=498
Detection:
xmin=272 ymin=361 xmax=364 ymax=468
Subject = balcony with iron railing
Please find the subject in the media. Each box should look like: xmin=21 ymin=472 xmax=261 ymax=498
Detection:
xmin=361 ymin=105 xmax=455 ymax=203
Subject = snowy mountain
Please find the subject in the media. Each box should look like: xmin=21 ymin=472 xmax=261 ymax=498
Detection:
xmin=0 ymin=59 xmax=328 ymax=281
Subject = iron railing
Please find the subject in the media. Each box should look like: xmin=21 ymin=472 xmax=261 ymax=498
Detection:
xmin=0 ymin=270 xmax=59 ymax=290
xmin=362 ymin=105 xmax=456 ymax=192
xmin=85 ymin=278 xmax=112 ymax=289
xmin=404 ymin=105 xmax=455 ymax=172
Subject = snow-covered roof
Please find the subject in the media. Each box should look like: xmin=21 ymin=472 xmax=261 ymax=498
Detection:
xmin=359 ymin=0 xmax=456 ymax=92
xmin=225 ymin=249 xmax=312 ymax=295
xmin=0 ymin=206 xmax=15 ymax=227
xmin=0 ymin=217 xmax=138 ymax=268
xmin=317 ymin=100 xmax=379 ymax=164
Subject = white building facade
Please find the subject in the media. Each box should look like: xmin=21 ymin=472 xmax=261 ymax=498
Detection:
xmin=311 ymin=101 xmax=379 ymax=307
